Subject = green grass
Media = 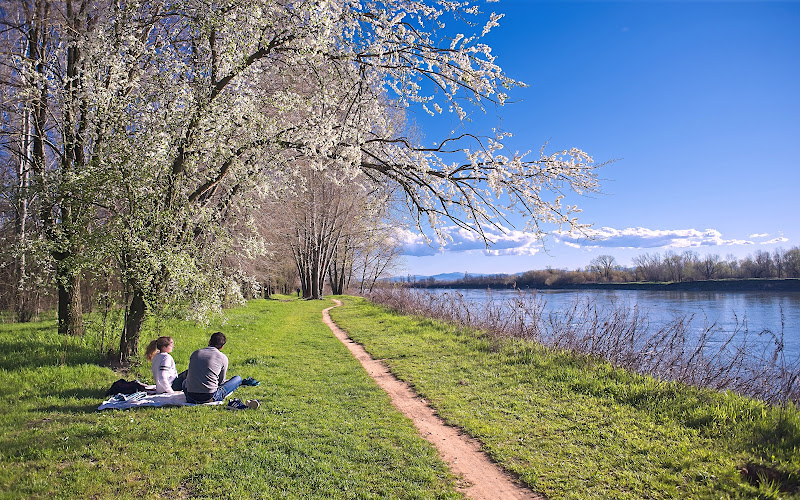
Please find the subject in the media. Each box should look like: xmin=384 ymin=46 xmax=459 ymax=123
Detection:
xmin=3 ymin=296 xmax=798 ymax=499
xmin=330 ymin=296 xmax=800 ymax=499
xmin=0 ymin=297 xmax=460 ymax=499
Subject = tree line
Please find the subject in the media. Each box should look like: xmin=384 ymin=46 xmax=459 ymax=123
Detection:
xmin=409 ymin=247 xmax=800 ymax=288
xmin=0 ymin=1 xmax=601 ymax=364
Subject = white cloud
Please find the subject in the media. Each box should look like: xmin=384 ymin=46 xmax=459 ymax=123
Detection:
xmin=399 ymin=225 xmax=787 ymax=257
xmin=750 ymin=233 xmax=769 ymax=238
xmin=762 ymin=237 xmax=789 ymax=245
xmin=398 ymin=225 xmax=544 ymax=257
xmin=396 ymin=228 xmax=438 ymax=257
xmin=557 ymin=227 xmax=754 ymax=249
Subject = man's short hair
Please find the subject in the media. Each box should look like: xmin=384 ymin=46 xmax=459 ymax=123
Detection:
xmin=209 ymin=332 xmax=226 ymax=349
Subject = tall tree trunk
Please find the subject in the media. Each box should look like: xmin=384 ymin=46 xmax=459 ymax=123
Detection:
xmin=328 ymin=264 xmax=342 ymax=295
xmin=328 ymin=242 xmax=351 ymax=295
xmin=15 ymin=255 xmax=33 ymax=323
xmin=56 ymin=265 xmax=83 ymax=336
xmin=15 ymin=110 xmax=34 ymax=322
xmin=119 ymin=288 xmax=146 ymax=363
xmin=327 ymin=250 xmax=340 ymax=295
xmin=310 ymin=254 xmax=322 ymax=299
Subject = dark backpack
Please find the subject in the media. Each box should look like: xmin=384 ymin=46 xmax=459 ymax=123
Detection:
xmin=105 ymin=378 xmax=148 ymax=396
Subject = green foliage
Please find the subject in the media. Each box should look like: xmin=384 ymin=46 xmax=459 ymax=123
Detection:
xmin=331 ymin=297 xmax=800 ymax=499
xmin=0 ymin=298 xmax=460 ymax=499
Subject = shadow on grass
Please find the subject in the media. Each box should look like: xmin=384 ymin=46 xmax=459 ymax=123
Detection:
xmin=749 ymin=413 xmax=800 ymax=454
xmin=41 ymin=403 xmax=101 ymax=414
xmin=0 ymin=336 xmax=103 ymax=371
xmin=53 ymin=387 xmax=108 ymax=401
xmin=740 ymin=461 xmax=800 ymax=493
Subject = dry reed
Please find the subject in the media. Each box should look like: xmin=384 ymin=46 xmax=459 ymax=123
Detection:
xmin=367 ymin=287 xmax=799 ymax=404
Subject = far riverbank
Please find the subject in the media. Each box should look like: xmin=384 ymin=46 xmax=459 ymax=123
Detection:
xmin=412 ymin=278 xmax=800 ymax=292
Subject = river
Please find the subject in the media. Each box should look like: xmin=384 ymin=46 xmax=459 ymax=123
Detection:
xmin=429 ymin=288 xmax=800 ymax=360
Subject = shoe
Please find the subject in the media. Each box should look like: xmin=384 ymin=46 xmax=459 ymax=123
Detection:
xmin=246 ymin=399 xmax=260 ymax=410
xmin=226 ymin=398 xmax=248 ymax=410
xmin=242 ymin=377 xmax=260 ymax=386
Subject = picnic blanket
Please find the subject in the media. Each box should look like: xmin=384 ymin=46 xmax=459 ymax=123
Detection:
xmin=97 ymin=391 xmax=225 ymax=410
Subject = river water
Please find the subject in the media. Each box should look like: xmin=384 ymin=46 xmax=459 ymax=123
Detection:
xmin=429 ymin=288 xmax=800 ymax=360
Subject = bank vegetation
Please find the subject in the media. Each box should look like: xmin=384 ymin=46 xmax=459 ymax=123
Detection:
xmin=368 ymin=288 xmax=800 ymax=405
xmin=407 ymin=247 xmax=800 ymax=290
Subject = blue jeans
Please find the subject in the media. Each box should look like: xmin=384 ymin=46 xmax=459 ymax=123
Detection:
xmin=171 ymin=371 xmax=187 ymax=392
xmin=212 ymin=375 xmax=242 ymax=401
xmin=185 ymin=375 xmax=242 ymax=403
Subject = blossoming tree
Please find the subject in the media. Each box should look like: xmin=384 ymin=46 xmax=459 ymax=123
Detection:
xmin=3 ymin=0 xmax=601 ymax=361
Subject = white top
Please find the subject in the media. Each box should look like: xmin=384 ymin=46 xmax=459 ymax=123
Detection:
xmin=151 ymin=352 xmax=178 ymax=393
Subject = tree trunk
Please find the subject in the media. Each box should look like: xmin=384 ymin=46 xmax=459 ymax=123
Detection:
xmin=310 ymin=256 xmax=322 ymax=299
xmin=328 ymin=255 xmax=344 ymax=295
xmin=119 ymin=288 xmax=146 ymax=364
xmin=328 ymin=241 xmax=353 ymax=295
xmin=57 ymin=266 xmax=83 ymax=336
xmin=15 ymin=109 xmax=34 ymax=322
xmin=14 ymin=229 xmax=35 ymax=323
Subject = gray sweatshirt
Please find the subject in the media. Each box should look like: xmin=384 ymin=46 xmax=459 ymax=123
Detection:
xmin=185 ymin=346 xmax=228 ymax=394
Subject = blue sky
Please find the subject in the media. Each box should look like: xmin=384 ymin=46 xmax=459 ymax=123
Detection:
xmin=398 ymin=0 xmax=799 ymax=276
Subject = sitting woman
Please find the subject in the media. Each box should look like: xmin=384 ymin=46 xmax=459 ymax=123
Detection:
xmin=144 ymin=336 xmax=186 ymax=394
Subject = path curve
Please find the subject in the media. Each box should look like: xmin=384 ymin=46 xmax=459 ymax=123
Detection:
xmin=323 ymin=299 xmax=544 ymax=500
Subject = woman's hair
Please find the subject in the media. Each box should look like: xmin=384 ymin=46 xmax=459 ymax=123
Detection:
xmin=144 ymin=336 xmax=173 ymax=361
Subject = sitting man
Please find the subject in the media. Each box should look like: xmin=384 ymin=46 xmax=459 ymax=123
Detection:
xmin=183 ymin=332 xmax=242 ymax=404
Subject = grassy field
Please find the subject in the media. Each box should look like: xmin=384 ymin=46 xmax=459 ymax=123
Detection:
xmin=1 ymin=296 xmax=798 ymax=499
xmin=0 ymin=297 xmax=459 ymax=499
xmin=330 ymin=296 xmax=800 ymax=499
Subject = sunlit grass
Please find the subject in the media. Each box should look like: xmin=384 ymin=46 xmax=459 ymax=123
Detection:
xmin=3 ymin=295 xmax=797 ymax=499
xmin=0 ymin=297 xmax=460 ymax=499
xmin=330 ymin=296 xmax=800 ymax=499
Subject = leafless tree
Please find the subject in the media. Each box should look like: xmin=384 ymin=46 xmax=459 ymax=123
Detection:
xmin=784 ymin=248 xmax=800 ymax=278
xmin=681 ymin=251 xmax=700 ymax=281
xmin=773 ymin=248 xmax=786 ymax=279
xmin=225 ymin=192 xmax=299 ymax=298
xmin=326 ymin=194 xmax=404 ymax=295
xmin=700 ymin=253 xmax=721 ymax=280
xmin=663 ymin=251 xmax=685 ymax=282
xmin=588 ymin=254 xmax=617 ymax=281
xmin=328 ymin=235 xmax=355 ymax=296
xmin=632 ymin=252 xmax=663 ymax=282
xmin=742 ymin=250 xmax=774 ymax=279
xmin=353 ymin=225 xmax=405 ymax=294
xmin=262 ymin=167 xmax=371 ymax=299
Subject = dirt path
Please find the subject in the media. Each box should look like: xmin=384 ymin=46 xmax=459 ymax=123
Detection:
xmin=323 ymin=300 xmax=544 ymax=500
